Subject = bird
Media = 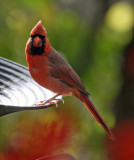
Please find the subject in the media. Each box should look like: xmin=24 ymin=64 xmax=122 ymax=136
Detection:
xmin=25 ymin=20 xmax=115 ymax=140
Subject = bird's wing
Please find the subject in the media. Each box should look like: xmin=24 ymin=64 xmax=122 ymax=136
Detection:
xmin=48 ymin=47 xmax=89 ymax=96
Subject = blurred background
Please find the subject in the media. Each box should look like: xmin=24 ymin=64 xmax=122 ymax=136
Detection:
xmin=0 ymin=0 xmax=134 ymax=159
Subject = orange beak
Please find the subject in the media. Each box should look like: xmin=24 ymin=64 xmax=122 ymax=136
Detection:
xmin=33 ymin=36 xmax=42 ymax=47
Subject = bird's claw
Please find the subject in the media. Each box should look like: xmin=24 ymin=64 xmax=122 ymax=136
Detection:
xmin=33 ymin=98 xmax=64 ymax=108
xmin=54 ymin=98 xmax=64 ymax=104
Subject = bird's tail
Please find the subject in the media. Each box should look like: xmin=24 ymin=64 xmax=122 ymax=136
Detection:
xmin=81 ymin=95 xmax=115 ymax=140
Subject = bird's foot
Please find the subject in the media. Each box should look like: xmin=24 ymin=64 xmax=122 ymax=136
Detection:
xmin=33 ymin=100 xmax=58 ymax=107
xmin=33 ymin=96 xmax=64 ymax=108
xmin=53 ymin=98 xmax=64 ymax=104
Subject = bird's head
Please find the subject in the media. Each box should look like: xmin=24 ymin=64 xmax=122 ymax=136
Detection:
xmin=29 ymin=20 xmax=51 ymax=55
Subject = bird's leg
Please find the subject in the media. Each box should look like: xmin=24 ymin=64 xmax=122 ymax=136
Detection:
xmin=33 ymin=94 xmax=64 ymax=107
xmin=40 ymin=94 xmax=60 ymax=104
xmin=52 ymin=98 xmax=64 ymax=104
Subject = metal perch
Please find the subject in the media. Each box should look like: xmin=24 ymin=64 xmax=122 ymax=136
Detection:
xmin=0 ymin=57 xmax=62 ymax=116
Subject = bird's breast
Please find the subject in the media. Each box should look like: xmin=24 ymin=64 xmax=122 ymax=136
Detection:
xmin=26 ymin=53 xmax=73 ymax=95
xmin=27 ymin=54 xmax=49 ymax=87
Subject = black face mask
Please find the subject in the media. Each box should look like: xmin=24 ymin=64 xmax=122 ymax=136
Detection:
xmin=30 ymin=34 xmax=46 ymax=55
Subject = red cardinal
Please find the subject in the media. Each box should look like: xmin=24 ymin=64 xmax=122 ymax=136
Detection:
xmin=25 ymin=20 xmax=115 ymax=140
